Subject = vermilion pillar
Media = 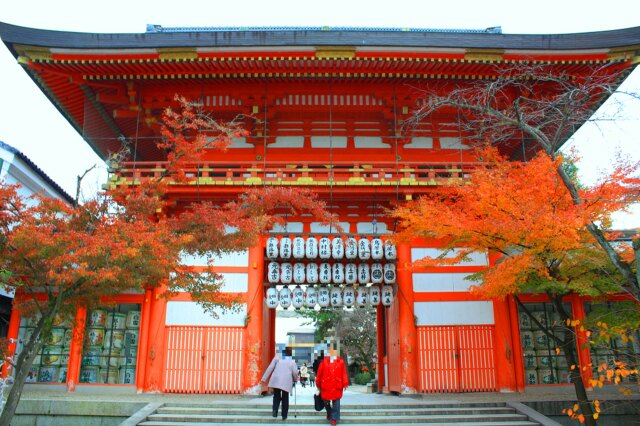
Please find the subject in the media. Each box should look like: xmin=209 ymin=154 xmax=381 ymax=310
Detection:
xmin=144 ymin=284 xmax=168 ymax=392
xmin=492 ymin=298 xmax=517 ymax=392
xmin=136 ymin=288 xmax=153 ymax=392
xmin=65 ymin=306 xmax=86 ymax=391
xmin=376 ymin=305 xmax=385 ymax=391
xmin=1 ymin=305 xmax=21 ymax=378
xmin=396 ymin=242 xmax=418 ymax=393
xmin=508 ymin=296 xmax=525 ymax=391
xmin=243 ymin=241 xmax=265 ymax=394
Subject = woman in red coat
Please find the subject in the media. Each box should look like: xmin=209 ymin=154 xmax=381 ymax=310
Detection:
xmin=316 ymin=341 xmax=348 ymax=425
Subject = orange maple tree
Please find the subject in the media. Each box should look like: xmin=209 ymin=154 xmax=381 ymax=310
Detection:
xmin=0 ymin=96 xmax=331 ymax=423
xmin=392 ymin=146 xmax=639 ymax=425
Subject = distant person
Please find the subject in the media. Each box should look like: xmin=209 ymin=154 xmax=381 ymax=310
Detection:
xmin=316 ymin=340 xmax=348 ymax=425
xmin=300 ymin=362 xmax=309 ymax=387
xmin=312 ymin=349 xmax=325 ymax=375
xmin=309 ymin=369 xmax=315 ymax=387
xmin=261 ymin=347 xmax=298 ymax=421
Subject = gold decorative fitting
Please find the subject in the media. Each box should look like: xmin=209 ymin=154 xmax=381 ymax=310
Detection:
xmin=464 ymin=48 xmax=505 ymax=62
xmin=315 ymin=46 xmax=356 ymax=59
xmin=14 ymin=44 xmax=53 ymax=61
xmin=157 ymin=48 xmax=198 ymax=61
xmin=608 ymin=45 xmax=640 ymax=62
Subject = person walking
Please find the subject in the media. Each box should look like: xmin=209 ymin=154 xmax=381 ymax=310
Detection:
xmin=316 ymin=341 xmax=348 ymax=425
xmin=300 ymin=362 xmax=309 ymax=387
xmin=261 ymin=347 xmax=299 ymax=421
xmin=312 ymin=350 xmax=324 ymax=375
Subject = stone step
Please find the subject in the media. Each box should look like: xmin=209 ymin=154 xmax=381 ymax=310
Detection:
xmin=142 ymin=412 xmax=535 ymax=424
xmin=157 ymin=406 xmax=518 ymax=416
xmin=139 ymin=422 xmax=540 ymax=426
xmin=157 ymin=402 xmax=506 ymax=409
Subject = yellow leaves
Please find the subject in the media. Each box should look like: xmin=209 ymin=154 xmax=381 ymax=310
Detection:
xmin=555 ymin=347 xmax=561 ymax=355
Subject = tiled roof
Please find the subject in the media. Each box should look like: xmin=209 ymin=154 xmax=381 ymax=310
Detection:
xmin=0 ymin=140 xmax=75 ymax=204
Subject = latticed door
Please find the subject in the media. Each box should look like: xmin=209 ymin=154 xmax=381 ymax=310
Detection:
xmin=417 ymin=325 xmax=496 ymax=392
xmin=163 ymin=326 xmax=243 ymax=393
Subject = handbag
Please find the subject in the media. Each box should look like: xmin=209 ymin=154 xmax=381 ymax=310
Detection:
xmin=313 ymin=392 xmax=325 ymax=412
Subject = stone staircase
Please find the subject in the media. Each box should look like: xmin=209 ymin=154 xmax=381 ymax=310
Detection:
xmin=131 ymin=402 xmax=543 ymax=425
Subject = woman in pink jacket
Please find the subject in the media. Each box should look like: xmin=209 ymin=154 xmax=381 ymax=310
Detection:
xmin=261 ymin=347 xmax=298 ymax=420
xmin=316 ymin=341 xmax=348 ymax=425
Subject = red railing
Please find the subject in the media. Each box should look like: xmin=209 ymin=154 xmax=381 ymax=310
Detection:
xmin=417 ymin=325 xmax=496 ymax=393
xmin=163 ymin=326 xmax=244 ymax=393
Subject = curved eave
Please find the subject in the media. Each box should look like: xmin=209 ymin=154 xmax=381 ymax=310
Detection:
xmin=2 ymin=21 xmax=640 ymax=51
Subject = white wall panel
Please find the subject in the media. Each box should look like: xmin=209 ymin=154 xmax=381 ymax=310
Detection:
xmin=271 ymin=222 xmax=304 ymax=233
xmin=166 ymin=301 xmax=247 ymax=326
xmin=180 ymin=251 xmax=249 ymax=267
xmin=356 ymin=222 xmax=389 ymax=234
xmin=411 ymin=248 xmax=488 ymax=266
xmin=413 ymin=273 xmax=479 ymax=292
xmin=219 ymin=273 xmax=248 ymax=292
xmin=414 ymin=301 xmax=494 ymax=325
xmin=310 ymin=222 xmax=350 ymax=234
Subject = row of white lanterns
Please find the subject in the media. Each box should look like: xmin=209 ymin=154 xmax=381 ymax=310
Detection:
xmin=268 ymin=262 xmax=396 ymax=285
xmin=266 ymin=236 xmax=396 ymax=261
xmin=265 ymin=284 xmax=394 ymax=309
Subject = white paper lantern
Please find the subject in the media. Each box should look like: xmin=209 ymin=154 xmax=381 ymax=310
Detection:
xmin=357 ymin=264 xmax=370 ymax=284
xmin=371 ymin=263 xmax=383 ymax=284
xmin=332 ymin=263 xmax=345 ymax=284
xmin=280 ymin=262 xmax=292 ymax=284
xmin=293 ymin=237 xmax=306 ymax=259
xmin=267 ymin=262 xmax=280 ymax=284
xmin=305 ymin=286 xmax=317 ymax=308
xmin=371 ymin=238 xmax=384 ymax=260
xmin=319 ymin=237 xmax=331 ymax=259
xmin=384 ymin=240 xmax=397 ymax=260
xmin=319 ymin=263 xmax=332 ymax=284
xmin=345 ymin=237 xmax=358 ymax=259
xmin=381 ymin=285 xmax=394 ymax=306
xmin=293 ymin=263 xmax=306 ymax=284
xmin=383 ymin=263 xmax=396 ymax=284
xmin=279 ymin=237 xmax=292 ymax=259
xmin=356 ymin=286 xmax=369 ymax=307
xmin=305 ymin=237 xmax=318 ymax=259
xmin=292 ymin=286 xmax=305 ymax=309
xmin=306 ymin=263 xmax=319 ymax=284
xmin=279 ymin=286 xmax=292 ymax=308
xmin=345 ymin=263 xmax=357 ymax=284
xmin=330 ymin=286 xmax=343 ymax=307
xmin=266 ymin=237 xmax=279 ymax=260
xmin=369 ymin=286 xmax=381 ymax=306
xmin=266 ymin=286 xmax=279 ymax=309
xmin=343 ymin=286 xmax=355 ymax=307
xmin=318 ymin=287 xmax=330 ymax=308
xmin=358 ymin=238 xmax=371 ymax=260
xmin=331 ymin=238 xmax=345 ymax=259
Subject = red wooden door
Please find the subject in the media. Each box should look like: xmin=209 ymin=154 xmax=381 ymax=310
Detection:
xmin=386 ymin=302 xmax=402 ymax=392
xmin=417 ymin=325 xmax=496 ymax=392
xmin=163 ymin=326 xmax=244 ymax=393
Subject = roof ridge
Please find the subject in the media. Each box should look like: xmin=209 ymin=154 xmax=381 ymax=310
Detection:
xmin=145 ymin=24 xmax=503 ymax=34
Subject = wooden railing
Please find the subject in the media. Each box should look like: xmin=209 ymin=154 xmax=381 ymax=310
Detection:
xmin=109 ymin=161 xmax=483 ymax=188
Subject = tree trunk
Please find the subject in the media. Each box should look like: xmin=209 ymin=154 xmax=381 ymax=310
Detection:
xmin=0 ymin=320 xmax=47 ymax=424
xmin=551 ymin=296 xmax=598 ymax=426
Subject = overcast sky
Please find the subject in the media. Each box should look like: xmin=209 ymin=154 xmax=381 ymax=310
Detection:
xmin=1 ymin=0 xmax=639 ymax=226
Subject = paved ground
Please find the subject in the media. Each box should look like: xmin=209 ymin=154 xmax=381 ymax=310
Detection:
xmin=17 ymin=382 xmax=640 ymax=406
